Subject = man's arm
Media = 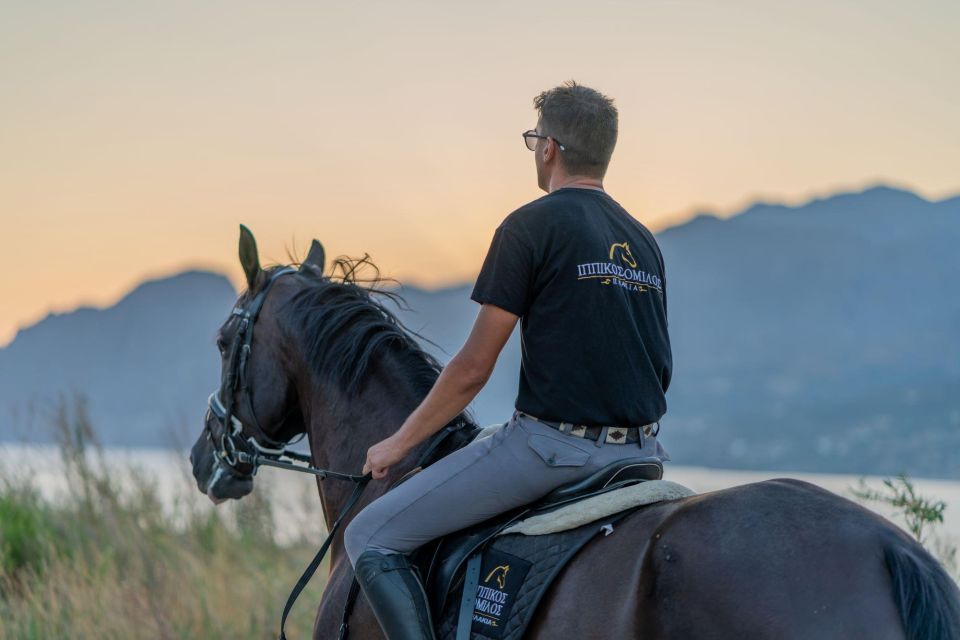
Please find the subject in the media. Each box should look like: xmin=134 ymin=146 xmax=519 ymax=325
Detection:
xmin=362 ymin=304 xmax=519 ymax=479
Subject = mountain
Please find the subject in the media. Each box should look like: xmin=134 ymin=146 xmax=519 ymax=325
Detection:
xmin=1 ymin=184 xmax=958 ymax=478
xmin=655 ymin=185 xmax=960 ymax=478
xmin=0 ymin=271 xmax=237 ymax=446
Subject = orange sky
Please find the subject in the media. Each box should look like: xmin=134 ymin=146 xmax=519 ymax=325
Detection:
xmin=1 ymin=0 xmax=958 ymax=346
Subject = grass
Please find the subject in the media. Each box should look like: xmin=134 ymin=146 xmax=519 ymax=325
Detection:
xmin=4 ymin=397 xmax=957 ymax=637
xmin=0 ymin=398 xmax=328 ymax=640
xmin=850 ymin=473 xmax=959 ymax=584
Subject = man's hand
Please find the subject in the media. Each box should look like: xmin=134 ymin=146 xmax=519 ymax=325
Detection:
xmin=363 ymin=435 xmax=411 ymax=480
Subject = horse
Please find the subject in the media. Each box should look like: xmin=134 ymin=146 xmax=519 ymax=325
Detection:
xmin=190 ymin=226 xmax=960 ymax=640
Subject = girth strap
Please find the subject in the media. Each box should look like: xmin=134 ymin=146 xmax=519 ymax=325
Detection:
xmin=456 ymin=553 xmax=483 ymax=640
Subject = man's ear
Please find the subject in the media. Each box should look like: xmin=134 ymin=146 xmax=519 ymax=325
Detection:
xmin=545 ymin=137 xmax=559 ymax=163
xmin=300 ymin=239 xmax=325 ymax=275
xmin=238 ymin=224 xmax=261 ymax=290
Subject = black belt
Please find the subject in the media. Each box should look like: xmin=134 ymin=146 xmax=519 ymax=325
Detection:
xmin=517 ymin=411 xmax=659 ymax=445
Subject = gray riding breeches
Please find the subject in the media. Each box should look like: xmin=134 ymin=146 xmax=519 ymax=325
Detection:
xmin=343 ymin=412 xmax=670 ymax=566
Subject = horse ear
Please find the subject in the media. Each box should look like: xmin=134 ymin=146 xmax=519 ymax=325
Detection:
xmin=238 ymin=224 xmax=261 ymax=290
xmin=300 ymin=239 xmax=325 ymax=275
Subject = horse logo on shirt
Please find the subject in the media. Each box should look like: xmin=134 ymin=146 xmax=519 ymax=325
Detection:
xmin=609 ymin=242 xmax=637 ymax=268
xmin=576 ymin=241 xmax=662 ymax=293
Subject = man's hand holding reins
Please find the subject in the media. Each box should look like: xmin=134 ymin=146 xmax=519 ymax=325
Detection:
xmin=363 ymin=434 xmax=412 ymax=480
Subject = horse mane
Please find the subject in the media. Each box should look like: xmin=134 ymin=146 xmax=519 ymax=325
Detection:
xmin=253 ymin=257 xmax=470 ymax=432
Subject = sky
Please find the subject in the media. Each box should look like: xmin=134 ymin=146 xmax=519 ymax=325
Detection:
xmin=1 ymin=0 xmax=958 ymax=346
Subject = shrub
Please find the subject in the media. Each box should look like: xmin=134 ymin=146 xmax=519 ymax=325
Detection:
xmin=851 ymin=473 xmax=958 ymax=582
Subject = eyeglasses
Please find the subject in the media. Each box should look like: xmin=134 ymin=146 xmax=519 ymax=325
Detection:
xmin=522 ymin=129 xmax=567 ymax=152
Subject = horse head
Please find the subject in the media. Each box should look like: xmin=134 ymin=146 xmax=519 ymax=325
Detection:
xmin=190 ymin=225 xmax=323 ymax=503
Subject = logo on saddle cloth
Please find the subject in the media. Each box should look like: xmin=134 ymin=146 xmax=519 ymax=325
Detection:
xmin=485 ymin=565 xmax=510 ymax=590
xmin=575 ymin=241 xmax=662 ymax=294
xmin=472 ymin=550 xmax=532 ymax=638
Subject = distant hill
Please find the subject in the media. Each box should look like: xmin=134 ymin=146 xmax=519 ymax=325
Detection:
xmin=656 ymin=185 xmax=960 ymax=478
xmin=0 ymin=271 xmax=237 ymax=446
xmin=1 ymin=184 xmax=958 ymax=478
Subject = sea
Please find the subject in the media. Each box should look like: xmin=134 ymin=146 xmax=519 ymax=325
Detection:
xmin=1 ymin=444 xmax=958 ymax=552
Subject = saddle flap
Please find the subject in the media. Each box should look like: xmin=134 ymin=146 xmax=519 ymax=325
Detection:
xmin=423 ymin=507 xmax=528 ymax=614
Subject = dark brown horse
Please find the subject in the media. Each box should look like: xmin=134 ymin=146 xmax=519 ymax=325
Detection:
xmin=191 ymin=228 xmax=960 ymax=640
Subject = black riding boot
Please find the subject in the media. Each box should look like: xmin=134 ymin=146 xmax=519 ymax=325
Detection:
xmin=354 ymin=550 xmax=437 ymax=640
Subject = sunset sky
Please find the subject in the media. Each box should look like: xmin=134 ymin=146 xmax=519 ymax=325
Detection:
xmin=2 ymin=0 xmax=958 ymax=346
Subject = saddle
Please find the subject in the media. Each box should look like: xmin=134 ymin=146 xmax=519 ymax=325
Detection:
xmin=412 ymin=456 xmax=666 ymax=640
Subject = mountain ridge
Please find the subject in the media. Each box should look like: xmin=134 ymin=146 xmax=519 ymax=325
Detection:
xmin=2 ymin=183 xmax=958 ymax=478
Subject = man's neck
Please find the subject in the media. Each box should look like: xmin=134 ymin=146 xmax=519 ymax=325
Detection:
xmin=547 ymin=174 xmax=605 ymax=193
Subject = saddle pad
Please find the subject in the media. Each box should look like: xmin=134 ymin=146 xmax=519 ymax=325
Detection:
xmin=499 ymin=479 xmax=695 ymax=537
xmin=436 ymin=514 xmax=631 ymax=640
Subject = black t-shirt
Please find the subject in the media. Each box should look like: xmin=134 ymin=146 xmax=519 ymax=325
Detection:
xmin=471 ymin=187 xmax=672 ymax=427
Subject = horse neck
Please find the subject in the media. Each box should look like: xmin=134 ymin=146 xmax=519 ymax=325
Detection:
xmin=298 ymin=351 xmax=431 ymax=532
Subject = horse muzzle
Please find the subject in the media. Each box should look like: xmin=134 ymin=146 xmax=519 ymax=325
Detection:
xmin=203 ymin=455 xmax=254 ymax=503
xmin=190 ymin=426 xmax=254 ymax=503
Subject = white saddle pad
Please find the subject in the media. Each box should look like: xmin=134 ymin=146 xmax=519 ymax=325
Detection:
xmin=499 ymin=479 xmax=695 ymax=537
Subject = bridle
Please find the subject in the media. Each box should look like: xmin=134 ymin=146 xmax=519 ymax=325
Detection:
xmin=201 ymin=264 xmax=469 ymax=640
xmin=203 ymin=266 xmax=358 ymax=482
xmin=205 ymin=266 xmax=292 ymax=472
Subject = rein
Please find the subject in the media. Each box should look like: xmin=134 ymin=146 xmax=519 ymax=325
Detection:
xmin=208 ymin=391 xmax=368 ymax=483
xmin=278 ymin=471 xmax=370 ymax=640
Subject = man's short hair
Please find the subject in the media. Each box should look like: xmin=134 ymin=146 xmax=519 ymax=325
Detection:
xmin=533 ymin=81 xmax=618 ymax=178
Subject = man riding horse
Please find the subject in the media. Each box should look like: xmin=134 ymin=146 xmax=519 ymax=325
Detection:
xmin=344 ymin=81 xmax=673 ymax=640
